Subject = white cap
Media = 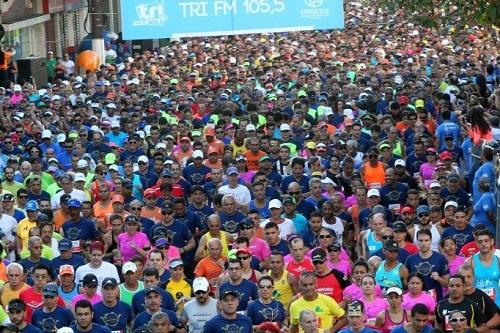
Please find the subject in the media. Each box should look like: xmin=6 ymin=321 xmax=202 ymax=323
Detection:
xmin=110 ymin=120 xmax=120 ymax=128
xmin=138 ymin=155 xmax=149 ymax=164
xmin=122 ymin=262 xmax=137 ymax=274
xmin=77 ymin=160 xmax=88 ymax=169
xmin=57 ymin=328 xmax=74 ymax=333
xmin=106 ymin=103 xmax=116 ymax=109
xmin=444 ymin=201 xmax=458 ymax=209
xmin=269 ymin=199 xmax=282 ymax=209
xmin=74 ymin=173 xmax=86 ymax=182
xmin=429 ymin=181 xmax=441 ymax=189
xmin=394 ymin=159 xmax=406 ymax=167
xmin=367 ymin=189 xmax=380 ymax=197
xmin=155 ymin=142 xmax=166 ymax=150
xmin=245 ymin=124 xmax=256 ymax=132
xmin=51 ymin=95 xmax=62 ymax=101
xmin=280 ymin=123 xmax=291 ymax=131
xmin=42 ymin=130 xmax=52 ymax=139
xmin=386 ymin=286 xmax=403 ymax=296
xmin=13 ymin=84 xmax=22 ymax=92
xmin=136 ymin=131 xmax=145 ymax=139
xmin=343 ymin=108 xmax=354 ymax=119
xmin=57 ymin=133 xmax=66 ymax=143
xmin=192 ymin=150 xmax=204 ymax=159
xmin=109 ymin=164 xmax=119 ymax=172
xmin=192 ymin=277 xmax=209 ymax=292
xmin=321 ymin=177 xmax=337 ymax=186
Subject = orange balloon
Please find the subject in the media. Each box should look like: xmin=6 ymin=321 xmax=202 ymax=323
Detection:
xmin=77 ymin=50 xmax=101 ymax=72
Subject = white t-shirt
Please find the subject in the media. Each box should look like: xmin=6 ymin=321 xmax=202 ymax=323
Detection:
xmin=322 ymin=217 xmax=345 ymax=244
xmin=0 ymin=213 xmax=17 ymax=241
xmin=51 ymin=189 xmax=88 ymax=209
xmin=261 ymin=217 xmax=296 ymax=239
xmin=218 ymin=185 xmax=251 ymax=206
xmin=75 ymin=262 xmax=120 ymax=293
xmin=181 ymin=297 xmax=218 ymax=333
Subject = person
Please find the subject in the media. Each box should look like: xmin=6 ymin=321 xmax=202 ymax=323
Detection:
xmin=0 ymin=263 xmax=29 ymax=309
xmin=163 ymin=259 xmax=192 ymax=309
xmin=448 ymin=310 xmax=469 ymax=333
xmin=298 ymin=309 xmax=328 ymax=333
xmin=440 ymin=207 xmax=474 ymax=252
xmin=402 ymin=273 xmax=436 ymax=314
xmin=57 ymin=265 xmax=78 ymax=308
xmin=246 ymin=276 xmax=286 ymax=327
xmin=71 ymin=300 xmax=112 ymax=333
xmin=464 ymin=230 xmax=500 ymax=307
xmin=118 ymin=261 xmax=144 ymax=306
xmin=289 ymin=271 xmax=346 ymax=333
xmin=194 ymin=238 xmax=226 ymax=295
xmin=218 ymin=259 xmax=258 ymax=312
xmin=131 ymin=266 xmax=176 ymax=315
xmin=218 ymin=167 xmax=251 ymax=207
xmin=343 ymin=260 xmax=383 ymax=302
xmin=375 ymin=240 xmax=409 ymax=290
xmin=470 ymin=177 xmax=496 ymax=234
xmin=6 ymin=299 xmax=42 ymax=333
xmin=72 ymin=273 xmax=102 ymax=307
xmin=132 ymin=286 xmax=181 ymax=332
xmin=441 ymin=237 xmax=465 ymax=276
xmin=32 ymin=283 xmax=74 ymax=333
xmin=117 ymin=214 xmax=150 ymax=261
xmin=74 ymin=241 xmax=119 ymax=292
xmin=405 ymin=229 xmax=449 ymax=301
xmin=93 ymin=278 xmax=133 ymax=333
xmin=60 ymin=199 xmax=99 ymax=253
xmin=50 ymin=239 xmax=85 ymax=273
xmin=338 ymin=301 xmax=382 ymax=333
xmin=390 ymin=303 xmax=434 ymax=333
xmin=286 ymin=237 xmax=314 ymax=279
xmin=194 ymin=214 xmax=232 ymax=261
xmin=204 ymin=290 xmax=253 ymax=333
xmin=311 ymin=248 xmax=350 ymax=304
xmin=149 ymin=311 xmax=173 ymax=333
xmin=435 ymin=275 xmax=487 ymax=333
xmin=180 ymin=277 xmax=218 ymax=333
xmin=375 ymin=287 xmax=409 ymax=333
xmin=360 ymin=274 xmax=389 ymax=325
xmin=458 ymin=265 xmax=500 ymax=332
xmin=267 ymin=251 xmax=298 ymax=310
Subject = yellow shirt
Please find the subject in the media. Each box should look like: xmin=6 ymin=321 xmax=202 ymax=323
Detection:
xmin=166 ymin=278 xmax=192 ymax=311
xmin=269 ymin=270 xmax=294 ymax=310
xmin=290 ymin=293 xmax=345 ymax=332
xmin=17 ymin=219 xmax=37 ymax=250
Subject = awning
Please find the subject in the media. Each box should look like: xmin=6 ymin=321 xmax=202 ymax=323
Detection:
xmin=3 ymin=14 xmax=51 ymax=32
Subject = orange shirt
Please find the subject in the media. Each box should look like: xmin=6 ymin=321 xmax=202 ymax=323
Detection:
xmin=53 ymin=209 xmax=70 ymax=231
xmin=173 ymin=149 xmax=193 ymax=164
xmin=141 ymin=207 xmax=162 ymax=224
xmin=206 ymin=139 xmax=225 ymax=156
xmin=395 ymin=121 xmax=410 ymax=135
xmin=194 ymin=256 xmax=226 ymax=293
xmin=93 ymin=201 xmax=113 ymax=227
xmin=362 ymin=161 xmax=386 ymax=189
xmin=244 ymin=150 xmax=267 ymax=171
xmin=204 ymin=159 xmax=222 ymax=170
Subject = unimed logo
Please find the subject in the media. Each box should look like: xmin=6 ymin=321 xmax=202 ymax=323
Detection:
xmin=133 ymin=0 xmax=167 ymax=26
xmin=302 ymin=0 xmax=329 ymax=18
xmin=304 ymin=0 xmax=324 ymax=8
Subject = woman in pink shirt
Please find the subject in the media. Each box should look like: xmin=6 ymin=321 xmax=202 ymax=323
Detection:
xmin=71 ymin=273 xmax=102 ymax=308
xmin=441 ymin=237 xmax=465 ymax=275
xmin=305 ymin=228 xmax=350 ymax=262
xmin=419 ymin=147 xmax=438 ymax=188
xmin=117 ymin=215 xmax=151 ymax=262
xmin=360 ymin=274 xmax=389 ymax=325
xmin=402 ymin=273 xmax=436 ymax=314
xmin=343 ymin=261 xmax=383 ymax=302
xmin=327 ymin=242 xmax=351 ymax=277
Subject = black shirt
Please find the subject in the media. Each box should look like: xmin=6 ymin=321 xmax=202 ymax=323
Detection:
xmin=435 ymin=297 xmax=487 ymax=332
xmin=465 ymin=288 xmax=500 ymax=321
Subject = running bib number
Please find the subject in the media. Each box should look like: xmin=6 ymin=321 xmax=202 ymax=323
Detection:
xmin=482 ymin=288 xmax=496 ymax=301
xmin=71 ymin=240 xmax=81 ymax=253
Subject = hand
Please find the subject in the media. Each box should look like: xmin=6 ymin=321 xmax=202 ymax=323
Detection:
xmin=431 ymin=272 xmax=439 ymax=280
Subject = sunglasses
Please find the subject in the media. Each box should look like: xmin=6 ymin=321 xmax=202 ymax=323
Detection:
xmin=312 ymin=260 xmax=325 ymax=265
xmin=237 ymin=256 xmax=250 ymax=260
xmin=195 ymin=290 xmax=208 ymax=295
xmin=450 ymin=317 xmax=466 ymax=323
xmin=369 ymin=154 xmax=378 ymax=158
xmin=130 ymin=207 xmax=142 ymax=211
xmin=239 ymin=225 xmax=253 ymax=231
xmin=418 ymin=213 xmax=429 ymax=217
xmin=288 ymin=191 xmax=301 ymax=195
xmin=259 ymin=285 xmax=273 ymax=289
xmin=382 ymin=235 xmax=394 ymax=240
xmin=328 ymin=246 xmax=341 ymax=252
xmin=426 ymin=152 xmax=436 ymax=155
xmin=157 ymin=245 xmax=169 ymax=250
xmin=318 ymin=234 xmax=331 ymax=239
xmin=162 ymin=210 xmax=174 ymax=215
xmin=18 ymin=195 xmax=28 ymax=199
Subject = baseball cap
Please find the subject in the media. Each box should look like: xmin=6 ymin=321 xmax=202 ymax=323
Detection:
xmin=192 ymin=277 xmax=210 ymax=293
xmin=58 ymin=238 xmax=72 ymax=251
xmin=444 ymin=201 xmax=458 ymax=209
xmin=245 ymin=124 xmax=256 ymax=132
xmin=169 ymin=259 xmax=184 ymax=269
xmin=67 ymin=198 xmax=82 ymax=209
xmin=386 ymin=286 xmax=403 ymax=296
xmin=236 ymin=248 xmax=251 ymax=256
xmin=155 ymin=238 xmax=169 ymax=248
xmin=74 ymin=173 xmax=86 ymax=183
xmin=25 ymin=200 xmax=38 ymax=211
xmin=401 ymin=205 xmax=414 ymax=214
xmin=219 ymin=290 xmax=241 ymax=301
xmin=104 ymin=153 xmax=117 ymax=165
xmin=2 ymin=194 xmax=14 ymax=202
xmin=42 ymin=129 xmax=52 ymax=139
xmin=192 ymin=150 xmax=204 ymax=159
xmin=311 ymin=248 xmax=327 ymax=263
xmin=82 ymin=274 xmax=98 ymax=287
xmin=59 ymin=264 xmax=74 ymax=276
xmin=8 ymin=299 xmax=26 ymax=312
xmin=226 ymin=166 xmax=239 ymax=176
xmin=416 ymin=205 xmax=430 ymax=215
xmin=144 ymin=188 xmax=158 ymax=198
xmin=447 ymin=173 xmax=459 ymax=181
xmin=439 ymin=151 xmax=453 ymax=161
xmin=384 ymin=240 xmax=399 ymax=251
xmin=269 ymin=199 xmax=282 ymax=209
xmin=280 ymin=124 xmax=291 ymax=131
xmin=367 ymin=189 xmax=380 ymax=197
xmin=429 ymin=181 xmax=441 ymax=189
xmin=42 ymin=283 xmax=59 ymax=297
xmin=102 ymin=277 xmax=118 ymax=288
xmin=283 ymin=197 xmax=296 ymax=205
xmin=394 ymin=159 xmax=406 ymax=167
xmin=138 ymin=155 xmax=149 ymax=164
xmin=392 ymin=221 xmax=407 ymax=232
xmin=144 ymin=286 xmax=161 ymax=295
xmin=122 ymin=262 xmax=138 ymax=274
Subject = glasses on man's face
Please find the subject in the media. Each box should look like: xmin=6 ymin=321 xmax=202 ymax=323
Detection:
xmin=239 ymin=225 xmax=253 ymax=231
xmin=162 ymin=210 xmax=174 ymax=215
xmin=130 ymin=207 xmax=142 ymax=211
xmin=195 ymin=290 xmax=208 ymax=295
xmin=129 ymin=141 xmax=137 ymax=145
xmin=312 ymin=260 xmax=325 ymax=265
xmin=369 ymin=154 xmax=378 ymax=159
xmin=18 ymin=195 xmax=28 ymax=199
xmin=4 ymin=141 xmax=12 ymax=144
xmin=382 ymin=235 xmax=394 ymax=240
xmin=288 ymin=191 xmax=300 ymax=195
xmin=450 ymin=317 xmax=466 ymax=323
xmin=237 ymin=256 xmax=250 ymax=261
xmin=418 ymin=213 xmax=429 ymax=218
xmin=318 ymin=234 xmax=331 ymax=239
xmin=259 ymin=284 xmax=273 ymax=289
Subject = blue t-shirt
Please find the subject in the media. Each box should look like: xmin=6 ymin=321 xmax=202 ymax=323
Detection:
xmin=203 ymin=181 xmax=219 ymax=204
xmin=295 ymin=199 xmax=316 ymax=220
xmin=204 ymin=314 xmax=253 ymax=333
xmin=62 ymin=217 xmax=99 ymax=242
xmin=441 ymin=224 xmax=474 ymax=252
xmin=390 ymin=324 xmax=433 ymax=333
xmin=19 ymin=258 xmax=56 ymax=286
xmin=149 ymin=221 xmax=192 ymax=249
xmin=50 ymin=253 xmax=85 ymax=273
xmin=269 ymin=239 xmax=290 ymax=256
xmin=70 ymin=323 xmax=111 ymax=333
xmin=93 ymin=300 xmax=133 ymax=333
xmin=436 ymin=121 xmax=460 ymax=150
xmin=246 ymin=299 xmax=286 ymax=325
xmin=380 ymin=183 xmax=409 ymax=207
xmin=264 ymin=186 xmax=281 ymax=201
xmin=219 ymin=211 xmax=247 ymax=234
xmin=183 ymin=164 xmax=211 ymax=185
xmin=249 ymin=200 xmax=271 ymax=219
xmin=280 ymin=174 xmax=310 ymax=194
xmin=405 ymin=153 xmax=426 ymax=176
xmin=471 ymin=191 xmax=496 ymax=233
xmin=32 ymin=306 xmax=74 ymax=333
xmin=58 ymin=284 xmax=79 ymax=305
xmin=405 ymin=251 xmax=450 ymax=301
xmin=284 ymin=213 xmax=308 ymax=233
xmin=187 ymin=204 xmax=215 ymax=225
xmin=440 ymin=187 xmax=470 ymax=208
xmin=20 ymin=324 xmax=42 ymax=333
xmin=139 ymin=217 xmax=155 ymax=241
xmin=339 ymin=327 xmax=381 ymax=333
xmin=174 ymin=211 xmax=205 ymax=237
xmin=472 ymin=161 xmax=496 ymax=202
xmin=219 ymin=280 xmax=258 ymax=311
xmin=132 ymin=309 xmax=179 ymax=331
xmin=131 ymin=288 xmax=176 ymax=315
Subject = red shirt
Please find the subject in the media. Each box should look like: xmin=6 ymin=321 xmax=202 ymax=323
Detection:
xmin=459 ymin=242 xmax=497 ymax=257
xmin=403 ymin=242 xmax=419 ymax=255
xmin=286 ymin=258 xmax=314 ymax=279
xmin=19 ymin=287 xmax=66 ymax=323
xmin=316 ymin=271 xmax=343 ymax=303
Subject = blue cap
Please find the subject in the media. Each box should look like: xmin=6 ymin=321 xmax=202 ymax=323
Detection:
xmin=95 ymin=81 xmax=104 ymax=87
xmin=416 ymin=205 xmax=430 ymax=215
xmin=226 ymin=166 xmax=239 ymax=176
xmin=144 ymin=286 xmax=161 ymax=295
xmin=67 ymin=198 xmax=82 ymax=209
xmin=25 ymin=200 xmax=38 ymax=212
xmin=161 ymin=169 xmax=172 ymax=177
xmin=58 ymin=238 xmax=72 ymax=251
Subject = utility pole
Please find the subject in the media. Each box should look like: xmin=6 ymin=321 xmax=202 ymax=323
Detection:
xmin=89 ymin=0 xmax=105 ymax=64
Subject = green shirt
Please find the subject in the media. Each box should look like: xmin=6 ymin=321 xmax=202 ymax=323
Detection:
xmin=46 ymin=58 xmax=57 ymax=77
xmin=119 ymin=281 xmax=144 ymax=306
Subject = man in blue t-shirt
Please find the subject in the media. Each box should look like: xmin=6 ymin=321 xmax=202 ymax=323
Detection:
xmin=131 ymin=266 xmax=176 ymax=315
xmin=32 ymin=283 xmax=74 ymax=333
xmin=61 ymin=199 xmax=99 ymax=253
xmin=204 ymin=290 xmax=252 ymax=333
xmin=219 ymin=259 xmax=258 ymax=312
xmin=379 ymin=168 xmax=409 ymax=208
xmin=441 ymin=207 xmax=474 ymax=252
xmin=71 ymin=300 xmax=112 ymax=333
xmin=338 ymin=301 xmax=381 ymax=333
xmin=390 ymin=303 xmax=433 ymax=333
xmin=182 ymin=150 xmax=211 ymax=185
xmin=7 ymin=298 xmax=43 ymax=333
xmin=93 ymin=278 xmax=133 ymax=333
xmin=132 ymin=286 xmax=180 ymax=331
xmin=405 ymin=228 xmax=450 ymax=301
xmin=50 ymin=238 xmax=85 ymax=272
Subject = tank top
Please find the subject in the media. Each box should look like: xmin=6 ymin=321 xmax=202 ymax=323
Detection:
xmin=269 ymin=270 xmax=294 ymax=309
xmin=363 ymin=161 xmax=385 ymax=189
xmin=381 ymin=309 xmax=408 ymax=333
xmin=367 ymin=230 xmax=383 ymax=255
xmin=472 ymin=253 xmax=500 ymax=306
xmin=119 ymin=280 xmax=144 ymax=306
xmin=206 ymin=232 xmax=229 ymax=257
xmin=412 ymin=224 xmax=441 ymax=252
xmin=375 ymin=261 xmax=403 ymax=289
